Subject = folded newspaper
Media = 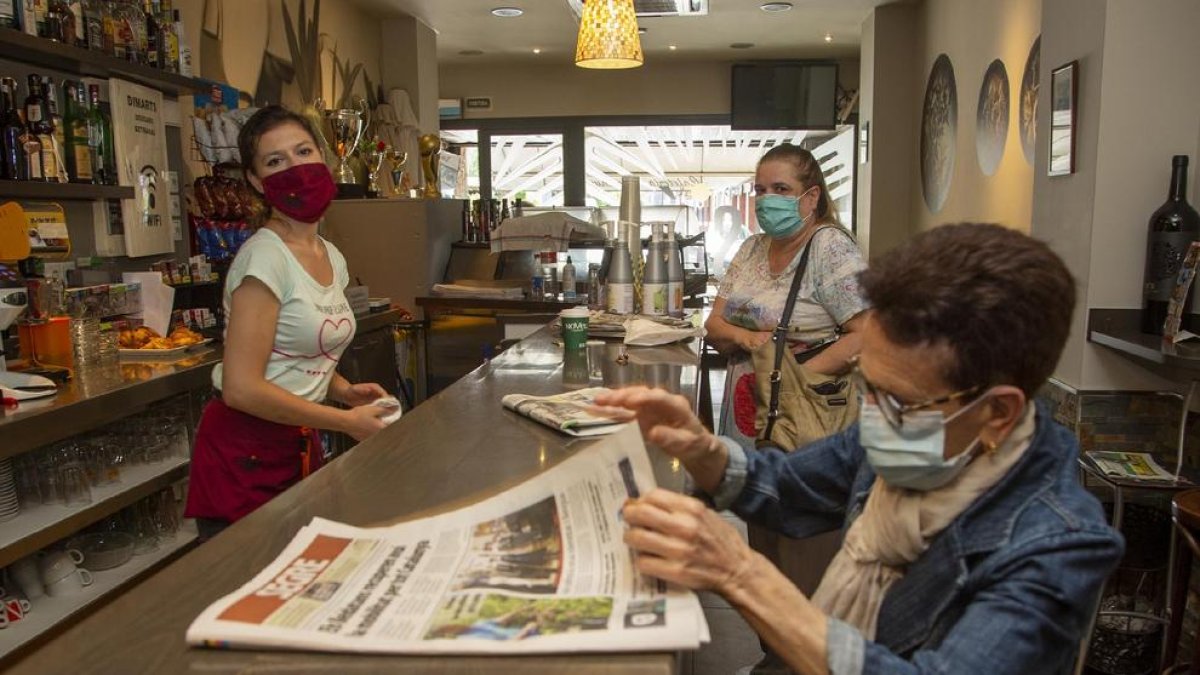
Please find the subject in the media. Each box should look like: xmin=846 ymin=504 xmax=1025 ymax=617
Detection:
xmin=187 ymin=424 xmax=709 ymax=654
xmin=1086 ymin=451 xmax=1177 ymax=481
xmin=502 ymin=387 xmax=625 ymax=437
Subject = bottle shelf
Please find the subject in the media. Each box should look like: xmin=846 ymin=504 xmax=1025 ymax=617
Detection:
xmin=0 ymin=180 xmax=133 ymax=201
xmin=0 ymin=27 xmax=202 ymax=96
xmin=0 ymin=522 xmax=197 ymax=665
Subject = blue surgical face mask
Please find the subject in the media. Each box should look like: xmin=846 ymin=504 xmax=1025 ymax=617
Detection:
xmin=755 ymin=188 xmax=814 ymax=238
xmin=860 ymin=394 xmax=989 ymax=491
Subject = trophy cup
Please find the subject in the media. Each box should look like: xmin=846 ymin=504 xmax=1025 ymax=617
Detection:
xmin=325 ymin=102 xmax=367 ymax=198
xmin=364 ymin=140 xmax=386 ymax=198
xmin=384 ymin=147 xmax=408 ymax=197
xmin=418 ymin=133 xmax=441 ymax=200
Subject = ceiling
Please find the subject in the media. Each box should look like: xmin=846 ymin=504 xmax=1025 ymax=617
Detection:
xmin=348 ymin=0 xmax=897 ymax=65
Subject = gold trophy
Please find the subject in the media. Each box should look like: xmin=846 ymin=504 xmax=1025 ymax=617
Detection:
xmin=364 ymin=140 xmax=386 ymax=198
xmin=324 ymin=101 xmax=367 ymax=197
xmin=384 ymin=147 xmax=409 ymax=197
xmin=419 ymin=133 xmax=441 ymax=200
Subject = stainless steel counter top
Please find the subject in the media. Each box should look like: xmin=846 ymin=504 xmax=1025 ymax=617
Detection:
xmin=0 ymin=347 xmax=223 ymax=459
xmin=6 ymin=328 xmax=701 ymax=674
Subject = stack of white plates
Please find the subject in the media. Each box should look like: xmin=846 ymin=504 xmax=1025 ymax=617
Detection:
xmin=0 ymin=459 xmax=19 ymax=522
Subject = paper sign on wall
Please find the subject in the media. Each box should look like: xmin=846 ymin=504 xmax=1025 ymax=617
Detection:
xmin=109 ymin=78 xmax=172 ymax=258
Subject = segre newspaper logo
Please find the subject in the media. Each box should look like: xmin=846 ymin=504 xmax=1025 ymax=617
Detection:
xmin=255 ymin=558 xmax=331 ymax=600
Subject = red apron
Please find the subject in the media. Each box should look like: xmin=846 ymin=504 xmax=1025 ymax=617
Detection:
xmin=184 ymin=397 xmax=323 ymax=524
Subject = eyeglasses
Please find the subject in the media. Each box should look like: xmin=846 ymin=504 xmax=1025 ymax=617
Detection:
xmin=848 ymin=356 xmax=982 ymax=430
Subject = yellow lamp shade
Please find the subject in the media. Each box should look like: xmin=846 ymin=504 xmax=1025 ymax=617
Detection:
xmin=575 ymin=0 xmax=644 ymax=69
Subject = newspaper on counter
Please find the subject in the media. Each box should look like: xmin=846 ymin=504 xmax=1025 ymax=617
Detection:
xmin=501 ymin=387 xmax=626 ymax=437
xmin=186 ymin=424 xmax=709 ymax=654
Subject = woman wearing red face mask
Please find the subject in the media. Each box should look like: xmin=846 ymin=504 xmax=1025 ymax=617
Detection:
xmin=184 ymin=106 xmax=391 ymax=540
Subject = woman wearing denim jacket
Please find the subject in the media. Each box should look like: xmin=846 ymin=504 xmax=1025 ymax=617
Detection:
xmin=596 ymin=223 xmax=1123 ymax=674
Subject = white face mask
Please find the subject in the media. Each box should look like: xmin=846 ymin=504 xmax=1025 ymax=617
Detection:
xmin=860 ymin=394 xmax=989 ymax=491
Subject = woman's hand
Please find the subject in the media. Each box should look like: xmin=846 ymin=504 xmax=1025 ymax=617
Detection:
xmin=338 ymin=382 xmax=388 ymax=407
xmin=736 ymin=328 xmax=772 ymax=353
xmin=593 ymin=387 xmax=729 ymax=493
xmin=341 ymin=403 xmax=390 ymax=441
xmin=593 ymin=387 xmax=714 ymax=464
xmin=623 ymin=489 xmax=758 ymax=594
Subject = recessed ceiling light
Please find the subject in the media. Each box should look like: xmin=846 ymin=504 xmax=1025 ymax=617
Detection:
xmin=760 ymin=2 xmax=793 ymax=11
xmin=459 ymin=49 xmax=484 ymax=56
xmin=823 ymin=32 xmax=833 ymax=43
xmin=668 ymin=45 xmax=677 ymax=50
xmin=730 ymin=42 xmax=755 ymax=49
xmin=491 ymin=6 xmax=523 ymax=18
xmin=533 ymin=47 xmax=542 ymax=54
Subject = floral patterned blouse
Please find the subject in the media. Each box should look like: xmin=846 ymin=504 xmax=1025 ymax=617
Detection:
xmin=715 ymin=226 xmax=869 ymax=443
xmin=718 ymin=227 xmax=868 ymax=344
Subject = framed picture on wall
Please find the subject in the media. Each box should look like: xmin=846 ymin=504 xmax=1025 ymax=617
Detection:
xmin=1048 ymin=61 xmax=1078 ymax=177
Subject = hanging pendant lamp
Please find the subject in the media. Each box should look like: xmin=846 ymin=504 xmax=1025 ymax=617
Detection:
xmin=575 ymin=0 xmax=644 ymax=69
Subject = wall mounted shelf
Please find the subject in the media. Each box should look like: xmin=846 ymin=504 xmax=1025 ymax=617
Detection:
xmin=0 ymin=28 xmax=203 ymax=96
xmin=0 ymin=180 xmax=133 ymax=201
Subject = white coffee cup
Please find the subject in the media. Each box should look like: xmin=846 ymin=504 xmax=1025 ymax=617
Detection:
xmin=39 ymin=549 xmax=85 ymax=586
xmin=9 ymin=556 xmax=42 ymax=599
xmin=44 ymin=568 xmax=93 ymax=597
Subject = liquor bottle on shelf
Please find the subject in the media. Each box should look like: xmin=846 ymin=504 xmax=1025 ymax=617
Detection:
xmin=1 ymin=77 xmax=26 ymax=180
xmin=28 ymin=0 xmax=47 ymax=37
xmin=174 ymin=10 xmax=192 ymax=77
xmin=142 ymin=0 xmax=159 ymax=69
xmin=0 ymin=1 xmax=16 ymax=29
xmin=111 ymin=0 xmax=138 ymax=61
xmin=23 ymin=75 xmax=56 ymax=182
xmin=46 ymin=0 xmax=76 ymax=43
xmin=69 ymin=0 xmax=85 ymax=46
xmin=82 ymin=0 xmax=106 ymax=51
xmin=62 ymin=80 xmax=93 ymax=184
xmin=43 ymin=77 xmax=66 ymax=180
xmin=87 ymin=84 xmax=115 ymax=185
xmin=159 ymin=6 xmax=178 ymax=73
xmin=460 ymin=199 xmax=471 ymax=243
xmin=20 ymin=120 xmax=44 ymax=182
xmin=1142 ymin=155 xmax=1200 ymax=334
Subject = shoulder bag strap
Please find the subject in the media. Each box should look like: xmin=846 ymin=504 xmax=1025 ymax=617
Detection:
xmin=761 ymin=225 xmax=833 ymax=442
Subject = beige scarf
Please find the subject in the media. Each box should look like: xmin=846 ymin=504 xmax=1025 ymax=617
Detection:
xmin=810 ymin=405 xmax=1037 ymax=639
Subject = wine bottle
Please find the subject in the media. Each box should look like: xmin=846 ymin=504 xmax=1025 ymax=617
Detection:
xmin=23 ymin=75 xmax=54 ymax=182
xmin=42 ymin=76 xmax=66 ymax=182
xmin=0 ymin=78 xmax=25 ymax=180
xmin=63 ymin=81 xmax=93 ymax=184
xmin=1141 ymin=155 xmax=1200 ymax=334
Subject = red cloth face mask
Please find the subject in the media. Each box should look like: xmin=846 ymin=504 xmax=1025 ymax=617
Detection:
xmin=260 ymin=162 xmax=337 ymax=222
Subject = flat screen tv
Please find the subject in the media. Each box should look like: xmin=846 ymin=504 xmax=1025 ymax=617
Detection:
xmin=730 ymin=62 xmax=839 ymax=130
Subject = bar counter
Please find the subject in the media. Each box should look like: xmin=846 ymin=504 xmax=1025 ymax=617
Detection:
xmin=1 ymin=347 xmax=223 ymax=459
xmin=8 ymin=327 xmax=702 ymax=674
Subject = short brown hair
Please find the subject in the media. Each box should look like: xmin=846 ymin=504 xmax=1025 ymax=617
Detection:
xmin=237 ymin=105 xmax=323 ymax=177
xmin=758 ymin=144 xmax=838 ymax=224
xmin=858 ymin=223 xmax=1075 ymax=396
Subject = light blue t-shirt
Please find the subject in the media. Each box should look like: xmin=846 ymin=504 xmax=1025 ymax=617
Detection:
xmin=212 ymin=228 xmax=356 ymax=402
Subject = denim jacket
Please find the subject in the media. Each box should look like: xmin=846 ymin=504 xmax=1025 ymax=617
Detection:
xmin=712 ymin=404 xmax=1124 ymax=674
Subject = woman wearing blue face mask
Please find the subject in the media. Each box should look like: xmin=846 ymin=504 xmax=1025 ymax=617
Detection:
xmin=596 ymin=224 xmax=1122 ymax=675
xmin=704 ymin=145 xmax=870 ymax=619
xmin=705 ymin=144 xmax=868 ymax=449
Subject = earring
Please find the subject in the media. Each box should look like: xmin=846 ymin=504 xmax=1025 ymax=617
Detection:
xmin=983 ymin=439 xmax=998 ymax=453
